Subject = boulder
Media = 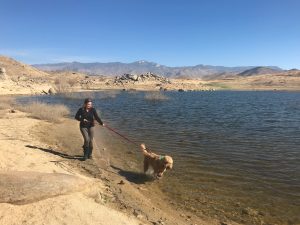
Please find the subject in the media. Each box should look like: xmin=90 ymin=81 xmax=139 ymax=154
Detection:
xmin=48 ymin=87 xmax=57 ymax=95
xmin=0 ymin=67 xmax=7 ymax=79
xmin=113 ymin=72 xmax=169 ymax=85
xmin=125 ymin=74 xmax=138 ymax=81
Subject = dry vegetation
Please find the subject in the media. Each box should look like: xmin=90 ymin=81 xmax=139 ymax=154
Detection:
xmin=0 ymin=96 xmax=16 ymax=110
xmin=54 ymin=77 xmax=72 ymax=93
xmin=61 ymin=90 xmax=120 ymax=100
xmin=60 ymin=92 xmax=96 ymax=100
xmin=0 ymin=96 xmax=70 ymax=123
xmin=144 ymin=91 xmax=169 ymax=101
xmin=97 ymin=90 xmax=120 ymax=99
xmin=18 ymin=102 xmax=70 ymax=122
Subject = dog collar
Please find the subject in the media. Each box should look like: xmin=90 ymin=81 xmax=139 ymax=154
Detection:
xmin=159 ymin=155 xmax=165 ymax=160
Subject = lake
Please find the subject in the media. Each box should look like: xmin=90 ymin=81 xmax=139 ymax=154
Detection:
xmin=18 ymin=90 xmax=300 ymax=224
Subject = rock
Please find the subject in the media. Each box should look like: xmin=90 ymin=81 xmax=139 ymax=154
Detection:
xmin=137 ymin=186 xmax=147 ymax=191
xmin=220 ymin=222 xmax=228 ymax=225
xmin=118 ymin=180 xmax=125 ymax=185
xmin=48 ymin=87 xmax=56 ymax=95
xmin=241 ymin=207 xmax=259 ymax=216
xmin=42 ymin=90 xmax=48 ymax=95
xmin=0 ymin=67 xmax=7 ymax=80
xmin=127 ymin=74 xmax=139 ymax=81
xmin=133 ymin=209 xmax=143 ymax=219
xmin=9 ymin=109 xmax=16 ymax=113
xmin=178 ymin=89 xmax=185 ymax=92
xmin=113 ymin=72 xmax=169 ymax=85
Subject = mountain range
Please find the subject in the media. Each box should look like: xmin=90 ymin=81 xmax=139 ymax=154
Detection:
xmin=33 ymin=60 xmax=283 ymax=78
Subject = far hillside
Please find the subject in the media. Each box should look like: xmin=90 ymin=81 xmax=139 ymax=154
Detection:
xmin=238 ymin=67 xmax=282 ymax=76
xmin=33 ymin=60 xmax=282 ymax=78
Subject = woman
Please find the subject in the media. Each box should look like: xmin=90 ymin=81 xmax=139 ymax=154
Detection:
xmin=75 ymin=98 xmax=104 ymax=160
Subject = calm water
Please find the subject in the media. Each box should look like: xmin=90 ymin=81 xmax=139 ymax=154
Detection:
xmin=19 ymin=91 xmax=300 ymax=224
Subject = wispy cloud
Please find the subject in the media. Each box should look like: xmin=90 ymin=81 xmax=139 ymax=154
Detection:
xmin=0 ymin=48 xmax=117 ymax=64
xmin=0 ymin=49 xmax=29 ymax=57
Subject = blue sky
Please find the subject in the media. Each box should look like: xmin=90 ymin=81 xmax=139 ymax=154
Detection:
xmin=0 ymin=0 xmax=299 ymax=69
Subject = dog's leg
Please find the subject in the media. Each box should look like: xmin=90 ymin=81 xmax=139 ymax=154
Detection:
xmin=144 ymin=158 xmax=149 ymax=173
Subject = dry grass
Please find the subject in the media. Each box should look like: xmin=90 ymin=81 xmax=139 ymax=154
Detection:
xmin=97 ymin=90 xmax=120 ymax=99
xmin=18 ymin=102 xmax=70 ymax=122
xmin=61 ymin=90 xmax=120 ymax=100
xmin=60 ymin=92 xmax=96 ymax=100
xmin=54 ymin=77 xmax=71 ymax=93
xmin=0 ymin=96 xmax=16 ymax=110
xmin=144 ymin=92 xmax=169 ymax=101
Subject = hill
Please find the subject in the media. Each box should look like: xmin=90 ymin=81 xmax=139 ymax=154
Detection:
xmin=238 ymin=66 xmax=282 ymax=76
xmin=0 ymin=56 xmax=52 ymax=94
xmin=33 ymin=60 xmax=270 ymax=78
xmin=0 ymin=56 xmax=49 ymax=80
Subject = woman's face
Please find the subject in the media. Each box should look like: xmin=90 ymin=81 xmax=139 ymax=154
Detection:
xmin=86 ymin=102 xmax=92 ymax=109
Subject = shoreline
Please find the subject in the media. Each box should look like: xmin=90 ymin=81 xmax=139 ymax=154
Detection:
xmin=0 ymin=108 xmax=141 ymax=225
xmin=0 ymin=104 xmax=225 ymax=224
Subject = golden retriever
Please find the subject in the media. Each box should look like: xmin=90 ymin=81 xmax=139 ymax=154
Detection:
xmin=140 ymin=143 xmax=173 ymax=179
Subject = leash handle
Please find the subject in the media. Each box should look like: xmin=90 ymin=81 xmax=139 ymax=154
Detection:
xmin=104 ymin=124 xmax=140 ymax=147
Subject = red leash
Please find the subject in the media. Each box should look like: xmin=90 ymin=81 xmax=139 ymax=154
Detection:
xmin=104 ymin=124 xmax=140 ymax=147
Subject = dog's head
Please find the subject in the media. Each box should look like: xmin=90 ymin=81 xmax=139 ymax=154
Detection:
xmin=157 ymin=155 xmax=173 ymax=178
xmin=140 ymin=143 xmax=146 ymax=150
xmin=164 ymin=155 xmax=173 ymax=170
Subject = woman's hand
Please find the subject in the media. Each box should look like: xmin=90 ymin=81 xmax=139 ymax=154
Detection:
xmin=83 ymin=119 xmax=89 ymax=123
xmin=102 ymin=123 xmax=105 ymax=127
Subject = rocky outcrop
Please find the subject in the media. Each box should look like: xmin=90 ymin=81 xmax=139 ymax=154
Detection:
xmin=48 ymin=87 xmax=57 ymax=95
xmin=0 ymin=67 xmax=7 ymax=80
xmin=112 ymin=72 xmax=170 ymax=85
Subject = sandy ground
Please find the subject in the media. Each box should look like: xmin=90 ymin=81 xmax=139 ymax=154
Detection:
xmin=0 ymin=109 xmax=141 ymax=225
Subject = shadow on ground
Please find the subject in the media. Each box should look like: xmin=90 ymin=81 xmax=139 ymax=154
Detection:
xmin=25 ymin=145 xmax=83 ymax=161
xmin=110 ymin=165 xmax=154 ymax=184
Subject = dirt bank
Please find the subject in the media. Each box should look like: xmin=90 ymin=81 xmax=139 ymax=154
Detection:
xmin=0 ymin=108 xmax=140 ymax=225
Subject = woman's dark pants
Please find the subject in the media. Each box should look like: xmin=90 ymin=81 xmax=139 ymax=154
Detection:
xmin=80 ymin=126 xmax=95 ymax=160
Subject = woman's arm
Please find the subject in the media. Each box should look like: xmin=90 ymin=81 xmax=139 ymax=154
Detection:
xmin=93 ymin=108 xmax=103 ymax=125
xmin=75 ymin=108 xmax=82 ymax=121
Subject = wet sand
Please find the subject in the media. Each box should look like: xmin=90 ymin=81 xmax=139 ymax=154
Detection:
xmin=34 ymin=118 xmax=223 ymax=225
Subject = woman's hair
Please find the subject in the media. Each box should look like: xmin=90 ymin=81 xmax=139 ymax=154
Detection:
xmin=83 ymin=98 xmax=92 ymax=108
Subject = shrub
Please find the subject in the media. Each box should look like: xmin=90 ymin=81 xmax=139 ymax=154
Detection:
xmin=61 ymin=91 xmax=119 ymax=100
xmin=18 ymin=102 xmax=70 ymax=122
xmin=67 ymin=79 xmax=78 ymax=87
xmin=60 ymin=92 xmax=93 ymax=100
xmin=54 ymin=77 xmax=71 ymax=93
xmin=0 ymin=96 xmax=16 ymax=110
xmin=97 ymin=90 xmax=120 ymax=99
xmin=144 ymin=92 xmax=169 ymax=101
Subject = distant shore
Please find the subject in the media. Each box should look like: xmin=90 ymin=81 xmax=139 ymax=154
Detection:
xmin=1 ymin=55 xmax=300 ymax=95
xmin=1 ymin=77 xmax=300 ymax=96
